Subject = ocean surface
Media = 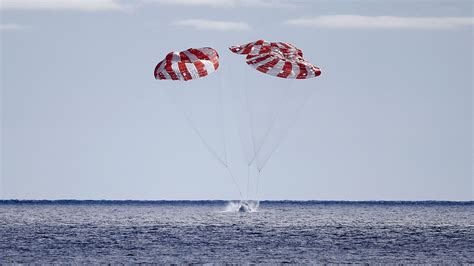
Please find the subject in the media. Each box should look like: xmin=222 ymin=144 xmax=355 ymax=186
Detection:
xmin=0 ymin=200 xmax=472 ymax=264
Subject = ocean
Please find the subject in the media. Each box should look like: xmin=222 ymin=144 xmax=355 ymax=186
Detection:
xmin=0 ymin=200 xmax=472 ymax=264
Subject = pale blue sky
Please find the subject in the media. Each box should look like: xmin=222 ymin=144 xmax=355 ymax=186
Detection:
xmin=1 ymin=0 xmax=472 ymax=200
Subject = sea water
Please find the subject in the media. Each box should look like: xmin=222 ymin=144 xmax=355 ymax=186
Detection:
xmin=0 ymin=200 xmax=472 ymax=263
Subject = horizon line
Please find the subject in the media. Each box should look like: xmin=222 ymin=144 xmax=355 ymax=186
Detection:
xmin=0 ymin=199 xmax=472 ymax=204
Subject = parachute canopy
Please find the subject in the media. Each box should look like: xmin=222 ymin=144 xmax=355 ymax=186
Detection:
xmin=229 ymin=40 xmax=321 ymax=79
xmin=154 ymin=47 xmax=219 ymax=81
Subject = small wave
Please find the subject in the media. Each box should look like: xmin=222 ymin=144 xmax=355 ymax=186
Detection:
xmin=223 ymin=200 xmax=260 ymax=213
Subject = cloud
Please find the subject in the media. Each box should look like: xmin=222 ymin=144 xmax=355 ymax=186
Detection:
xmin=172 ymin=19 xmax=251 ymax=31
xmin=0 ymin=0 xmax=125 ymax=11
xmin=0 ymin=0 xmax=298 ymax=11
xmin=147 ymin=0 xmax=235 ymax=7
xmin=143 ymin=0 xmax=295 ymax=8
xmin=0 ymin=24 xmax=31 ymax=31
xmin=285 ymin=15 xmax=474 ymax=30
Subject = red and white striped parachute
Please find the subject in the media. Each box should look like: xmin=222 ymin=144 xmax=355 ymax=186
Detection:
xmin=154 ymin=47 xmax=219 ymax=81
xmin=229 ymin=39 xmax=321 ymax=79
xmin=153 ymin=42 xmax=322 ymax=201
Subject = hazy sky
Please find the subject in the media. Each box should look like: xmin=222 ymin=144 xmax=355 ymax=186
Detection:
xmin=1 ymin=0 xmax=472 ymax=200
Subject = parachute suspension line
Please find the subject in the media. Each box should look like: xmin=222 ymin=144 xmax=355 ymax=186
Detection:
xmin=248 ymin=80 xmax=296 ymax=166
xmin=225 ymin=166 xmax=243 ymax=199
xmin=217 ymin=75 xmax=228 ymax=167
xmin=163 ymin=88 xmax=228 ymax=168
xmin=258 ymin=86 xmax=315 ymax=171
xmin=246 ymin=164 xmax=250 ymax=200
xmin=217 ymin=76 xmax=243 ymax=199
xmin=244 ymin=81 xmax=257 ymax=166
xmin=255 ymin=169 xmax=262 ymax=201
xmin=164 ymin=86 xmax=242 ymax=198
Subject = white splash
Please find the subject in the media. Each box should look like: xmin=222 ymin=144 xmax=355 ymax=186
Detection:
xmin=223 ymin=200 xmax=260 ymax=213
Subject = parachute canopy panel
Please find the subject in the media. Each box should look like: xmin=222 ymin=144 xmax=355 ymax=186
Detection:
xmin=154 ymin=47 xmax=220 ymax=81
xmin=229 ymin=40 xmax=321 ymax=79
